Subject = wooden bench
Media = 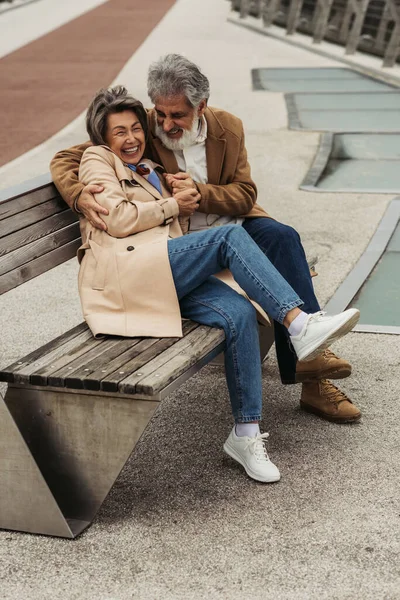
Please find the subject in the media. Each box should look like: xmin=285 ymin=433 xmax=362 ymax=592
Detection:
xmin=0 ymin=175 xmax=276 ymax=539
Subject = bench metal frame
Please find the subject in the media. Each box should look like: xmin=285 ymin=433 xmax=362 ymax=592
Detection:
xmin=0 ymin=331 xmax=225 ymax=538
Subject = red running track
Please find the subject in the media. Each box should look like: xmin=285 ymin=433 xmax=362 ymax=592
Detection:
xmin=0 ymin=0 xmax=175 ymax=166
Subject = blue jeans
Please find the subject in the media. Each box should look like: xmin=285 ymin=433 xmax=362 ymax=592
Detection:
xmin=167 ymin=225 xmax=303 ymax=423
xmin=243 ymin=218 xmax=321 ymax=384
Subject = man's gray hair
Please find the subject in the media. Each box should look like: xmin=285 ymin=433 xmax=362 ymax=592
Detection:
xmin=86 ymin=86 xmax=148 ymax=146
xmin=147 ymin=54 xmax=210 ymax=108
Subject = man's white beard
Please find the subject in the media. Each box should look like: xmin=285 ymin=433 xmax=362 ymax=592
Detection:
xmin=155 ymin=115 xmax=200 ymax=151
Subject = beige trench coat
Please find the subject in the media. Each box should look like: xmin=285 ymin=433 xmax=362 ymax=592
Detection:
xmin=78 ymin=146 xmax=270 ymax=339
xmin=78 ymin=146 xmax=184 ymax=338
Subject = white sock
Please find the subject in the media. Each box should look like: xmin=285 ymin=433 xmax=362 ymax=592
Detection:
xmin=235 ymin=422 xmax=260 ymax=438
xmin=288 ymin=311 xmax=309 ymax=337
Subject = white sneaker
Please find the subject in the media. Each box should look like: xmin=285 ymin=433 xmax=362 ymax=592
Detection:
xmin=223 ymin=427 xmax=281 ymax=483
xmin=290 ymin=309 xmax=360 ymax=362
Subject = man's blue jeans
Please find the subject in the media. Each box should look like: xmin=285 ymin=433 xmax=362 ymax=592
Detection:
xmin=243 ymin=218 xmax=321 ymax=384
xmin=167 ymin=225 xmax=303 ymax=423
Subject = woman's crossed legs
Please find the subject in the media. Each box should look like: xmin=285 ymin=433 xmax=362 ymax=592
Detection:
xmin=168 ymin=225 xmax=359 ymax=482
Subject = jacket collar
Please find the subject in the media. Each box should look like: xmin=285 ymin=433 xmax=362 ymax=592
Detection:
xmin=100 ymin=146 xmax=166 ymax=199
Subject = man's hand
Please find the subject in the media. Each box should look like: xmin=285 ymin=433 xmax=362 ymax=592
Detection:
xmin=77 ymin=184 xmax=109 ymax=231
xmin=173 ymin=187 xmax=200 ymax=217
xmin=164 ymin=172 xmax=197 ymax=194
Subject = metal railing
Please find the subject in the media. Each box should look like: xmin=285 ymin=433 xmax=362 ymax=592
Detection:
xmin=233 ymin=0 xmax=400 ymax=67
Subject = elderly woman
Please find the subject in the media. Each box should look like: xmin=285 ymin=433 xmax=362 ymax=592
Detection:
xmin=78 ymin=86 xmax=359 ymax=483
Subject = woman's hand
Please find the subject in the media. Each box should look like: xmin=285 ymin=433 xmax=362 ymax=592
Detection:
xmin=173 ymin=187 xmax=200 ymax=217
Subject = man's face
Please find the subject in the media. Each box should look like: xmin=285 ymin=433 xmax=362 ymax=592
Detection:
xmin=154 ymin=95 xmax=206 ymax=148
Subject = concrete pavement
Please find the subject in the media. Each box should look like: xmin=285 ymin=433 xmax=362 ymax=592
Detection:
xmin=0 ymin=1 xmax=399 ymax=598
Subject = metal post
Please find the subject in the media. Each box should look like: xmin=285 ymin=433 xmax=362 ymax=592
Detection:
xmin=240 ymin=0 xmax=251 ymax=18
xmin=383 ymin=0 xmax=400 ymax=66
xmin=261 ymin=0 xmax=281 ymax=27
xmin=345 ymin=0 xmax=370 ymax=54
xmin=383 ymin=24 xmax=400 ymax=66
xmin=376 ymin=1 xmax=392 ymax=48
xmin=286 ymin=0 xmax=304 ymax=35
xmin=339 ymin=0 xmax=356 ymax=44
xmin=313 ymin=0 xmax=335 ymax=44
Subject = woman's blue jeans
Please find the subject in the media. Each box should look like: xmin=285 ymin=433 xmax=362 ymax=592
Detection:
xmin=167 ymin=225 xmax=303 ymax=423
xmin=243 ymin=218 xmax=321 ymax=384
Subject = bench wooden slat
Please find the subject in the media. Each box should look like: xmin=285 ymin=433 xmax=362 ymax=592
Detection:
xmin=0 ymin=184 xmax=59 ymax=220
xmin=30 ymin=333 xmax=106 ymax=386
xmin=135 ymin=326 xmax=225 ymax=396
xmin=0 ymin=322 xmax=89 ymax=383
xmin=9 ymin=328 xmax=93 ymax=385
xmin=49 ymin=336 xmax=129 ymax=388
xmin=0 ymin=196 xmax=68 ymax=238
xmin=0 ymin=222 xmax=81 ymax=277
xmin=0 ymin=210 xmax=79 ymax=258
xmin=0 ymin=238 xmax=81 ymax=295
xmin=101 ymin=321 xmax=199 ymax=393
xmin=84 ymin=338 xmax=159 ymax=391
xmin=119 ymin=324 xmax=224 ymax=395
xmin=62 ymin=337 xmax=144 ymax=389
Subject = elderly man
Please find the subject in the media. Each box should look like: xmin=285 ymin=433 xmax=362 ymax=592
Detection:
xmin=50 ymin=54 xmax=360 ymax=424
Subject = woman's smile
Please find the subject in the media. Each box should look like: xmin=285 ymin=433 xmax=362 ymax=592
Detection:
xmin=105 ymin=110 xmax=146 ymax=165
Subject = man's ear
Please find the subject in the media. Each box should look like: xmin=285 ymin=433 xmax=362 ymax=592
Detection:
xmin=197 ymin=99 xmax=207 ymax=117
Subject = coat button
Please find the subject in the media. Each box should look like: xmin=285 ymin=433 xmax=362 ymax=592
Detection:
xmin=127 ymin=246 xmax=135 ymax=251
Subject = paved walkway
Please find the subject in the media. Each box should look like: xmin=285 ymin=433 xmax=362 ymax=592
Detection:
xmin=0 ymin=0 xmax=174 ymax=166
xmin=0 ymin=1 xmax=399 ymax=599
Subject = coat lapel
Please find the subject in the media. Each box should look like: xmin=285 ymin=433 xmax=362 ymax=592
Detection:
xmin=112 ymin=156 xmax=163 ymax=200
xmin=128 ymin=167 xmax=164 ymax=200
xmin=204 ymin=107 xmax=226 ymax=185
xmin=205 ymin=135 xmax=226 ymax=185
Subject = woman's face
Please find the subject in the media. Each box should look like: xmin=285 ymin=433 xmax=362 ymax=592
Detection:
xmin=105 ymin=110 xmax=146 ymax=164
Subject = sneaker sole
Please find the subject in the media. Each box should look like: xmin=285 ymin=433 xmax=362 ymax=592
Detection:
xmin=297 ymin=311 xmax=360 ymax=362
xmin=300 ymin=400 xmax=361 ymax=423
xmin=295 ymin=366 xmax=352 ymax=383
xmin=223 ymin=441 xmax=281 ymax=483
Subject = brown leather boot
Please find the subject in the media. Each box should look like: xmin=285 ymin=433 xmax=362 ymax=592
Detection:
xmin=300 ymin=379 xmax=361 ymax=423
xmin=296 ymin=349 xmax=351 ymax=383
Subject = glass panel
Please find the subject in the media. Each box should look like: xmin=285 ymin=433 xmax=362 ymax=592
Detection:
xmin=331 ymin=134 xmax=400 ymax=160
xmin=308 ymin=134 xmax=400 ymax=192
xmin=253 ymin=67 xmax=394 ymax=92
xmin=264 ymin=80 xmax=390 ymax=92
xmin=298 ymin=110 xmax=400 ymax=131
xmin=350 ymin=250 xmax=400 ymax=327
xmin=293 ymin=93 xmax=400 ymax=111
xmin=318 ymin=159 xmax=400 ymax=192
xmin=255 ymin=68 xmax=363 ymax=80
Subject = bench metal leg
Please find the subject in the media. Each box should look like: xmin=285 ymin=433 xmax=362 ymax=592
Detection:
xmin=0 ymin=385 xmax=158 ymax=538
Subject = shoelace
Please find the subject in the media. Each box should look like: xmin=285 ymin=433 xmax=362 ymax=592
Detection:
xmin=322 ymin=348 xmax=338 ymax=360
xmin=298 ymin=310 xmax=326 ymax=337
xmin=244 ymin=433 xmax=271 ymax=462
xmin=307 ymin=310 xmax=326 ymax=323
xmin=320 ymin=379 xmax=351 ymax=405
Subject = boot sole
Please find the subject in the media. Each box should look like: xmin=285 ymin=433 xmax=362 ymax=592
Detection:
xmin=295 ymin=367 xmax=352 ymax=383
xmin=223 ymin=442 xmax=281 ymax=483
xmin=300 ymin=400 xmax=361 ymax=423
xmin=297 ymin=312 xmax=360 ymax=362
